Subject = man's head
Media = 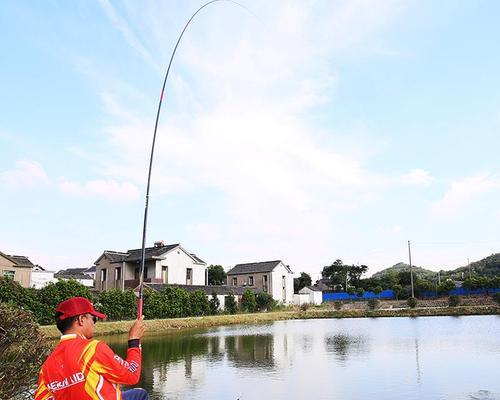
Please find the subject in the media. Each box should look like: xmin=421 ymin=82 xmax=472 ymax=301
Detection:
xmin=55 ymin=297 xmax=106 ymax=337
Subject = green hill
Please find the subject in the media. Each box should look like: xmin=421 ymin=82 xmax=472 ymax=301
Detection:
xmin=371 ymin=262 xmax=436 ymax=279
xmin=372 ymin=253 xmax=500 ymax=280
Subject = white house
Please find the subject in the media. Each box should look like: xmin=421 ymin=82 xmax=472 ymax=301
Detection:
xmin=94 ymin=242 xmax=207 ymax=291
xmin=227 ymin=260 xmax=294 ymax=304
xmin=298 ymin=286 xmax=323 ymax=305
xmin=31 ymin=265 xmax=57 ymax=289
xmin=55 ymin=268 xmax=95 ymax=287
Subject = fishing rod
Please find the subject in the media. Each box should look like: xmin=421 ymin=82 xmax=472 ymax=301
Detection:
xmin=137 ymin=0 xmax=252 ymax=319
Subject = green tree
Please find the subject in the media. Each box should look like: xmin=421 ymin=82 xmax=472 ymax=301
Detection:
xmin=346 ymin=286 xmax=356 ymax=295
xmin=97 ymin=289 xmax=137 ymax=321
xmin=437 ymin=280 xmax=456 ymax=294
xmin=294 ymin=272 xmax=312 ymax=293
xmin=240 ymin=289 xmax=256 ymax=312
xmin=255 ymin=292 xmax=276 ymax=311
xmin=373 ymin=286 xmax=383 ymax=298
xmin=356 ymin=287 xmax=365 ymax=299
xmin=209 ymin=292 xmax=220 ymax=315
xmin=189 ymin=290 xmax=210 ymax=316
xmin=208 ymin=265 xmax=226 ymax=285
xmin=225 ymin=292 xmax=238 ymax=314
xmin=322 ymin=259 xmax=348 ymax=291
xmin=392 ymin=284 xmax=403 ymax=300
xmin=348 ymin=265 xmax=368 ymax=287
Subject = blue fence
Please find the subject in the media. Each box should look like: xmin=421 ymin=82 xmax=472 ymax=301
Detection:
xmin=420 ymin=287 xmax=500 ymax=298
xmin=323 ymin=289 xmax=395 ymax=302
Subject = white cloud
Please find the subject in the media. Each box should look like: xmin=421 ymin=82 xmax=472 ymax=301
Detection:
xmin=0 ymin=160 xmax=49 ymax=188
xmin=58 ymin=178 xmax=140 ymax=203
xmin=401 ymin=168 xmax=434 ymax=187
xmin=431 ymin=172 xmax=500 ymax=217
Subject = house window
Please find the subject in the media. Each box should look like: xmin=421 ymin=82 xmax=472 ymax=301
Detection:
xmin=162 ymin=266 xmax=168 ymax=283
xmin=101 ymin=269 xmax=107 ymax=290
xmin=3 ymin=270 xmax=15 ymax=279
xmin=115 ymin=267 xmax=122 ymax=280
xmin=282 ymin=275 xmax=286 ymax=300
xmin=232 ymin=277 xmax=237 ymax=286
xmin=186 ymin=268 xmax=192 ymax=285
xmin=249 ymin=276 xmax=254 ymax=286
xmin=263 ymin=275 xmax=268 ymax=292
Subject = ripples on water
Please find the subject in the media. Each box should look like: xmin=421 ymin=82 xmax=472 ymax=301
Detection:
xmin=106 ymin=315 xmax=500 ymax=400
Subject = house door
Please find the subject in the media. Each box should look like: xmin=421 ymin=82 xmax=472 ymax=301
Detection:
xmin=162 ymin=266 xmax=168 ymax=284
xmin=186 ymin=268 xmax=192 ymax=285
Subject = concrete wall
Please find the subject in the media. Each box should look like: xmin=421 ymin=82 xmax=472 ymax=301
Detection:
xmin=228 ymin=271 xmax=272 ymax=294
xmin=298 ymin=287 xmax=323 ymax=305
xmin=155 ymin=247 xmax=206 ymax=286
xmin=270 ymin=263 xmax=294 ymax=304
xmin=31 ymin=270 xmax=57 ymax=289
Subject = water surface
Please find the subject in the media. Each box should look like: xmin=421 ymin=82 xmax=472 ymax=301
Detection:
xmin=106 ymin=315 xmax=500 ymax=400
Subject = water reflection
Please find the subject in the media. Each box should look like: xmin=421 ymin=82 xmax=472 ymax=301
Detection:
xmin=104 ymin=316 xmax=500 ymax=400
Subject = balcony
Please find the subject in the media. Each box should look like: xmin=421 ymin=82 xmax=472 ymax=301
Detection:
xmin=124 ymin=278 xmax=164 ymax=289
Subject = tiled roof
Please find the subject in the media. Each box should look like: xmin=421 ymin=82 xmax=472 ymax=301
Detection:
xmin=302 ymin=285 xmax=323 ymax=292
xmin=8 ymin=255 xmax=35 ymax=268
xmin=125 ymin=244 xmax=179 ymax=262
xmin=103 ymin=251 xmax=129 ymax=263
xmin=189 ymin=253 xmax=206 ymax=264
xmin=227 ymin=260 xmax=284 ymax=275
xmin=55 ymin=268 xmax=94 ymax=280
xmin=144 ymin=283 xmax=260 ymax=296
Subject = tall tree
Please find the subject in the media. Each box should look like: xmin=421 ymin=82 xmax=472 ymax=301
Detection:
xmin=294 ymin=272 xmax=312 ymax=293
xmin=322 ymin=259 xmax=349 ymax=290
xmin=207 ymin=265 xmax=226 ymax=285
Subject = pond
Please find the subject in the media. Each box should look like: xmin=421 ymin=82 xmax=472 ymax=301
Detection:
xmin=105 ymin=315 xmax=500 ymax=400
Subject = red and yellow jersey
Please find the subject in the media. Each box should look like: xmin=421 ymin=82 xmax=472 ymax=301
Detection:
xmin=35 ymin=334 xmax=141 ymax=400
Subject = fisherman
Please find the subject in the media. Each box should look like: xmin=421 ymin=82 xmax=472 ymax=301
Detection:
xmin=34 ymin=296 xmax=148 ymax=400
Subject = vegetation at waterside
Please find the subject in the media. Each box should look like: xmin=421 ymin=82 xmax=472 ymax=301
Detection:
xmin=0 ymin=303 xmax=51 ymax=400
xmin=0 ymin=277 xmax=275 ymax=326
xmin=207 ymin=264 xmax=227 ymax=285
xmin=317 ymin=255 xmax=500 ymax=300
xmin=294 ymin=272 xmax=312 ymax=292
xmin=39 ymin=304 xmax=500 ymax=340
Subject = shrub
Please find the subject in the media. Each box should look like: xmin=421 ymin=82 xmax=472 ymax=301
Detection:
xmin=143 ymin=290 xmax=168 ymax=319
xmin=392 ymin=284 xmax=403 ymax=300
xmin=240 ymin=289 xmax=256 ymax=313
xmin=367 ymin=298 xmax=380 ymax=310
xmin=300 ymin=303 xmax=310 ymax=311
xmin=356 ymin=287 xmax=365 ymax=299
xmin=97 ymin=289 xmax=137 ymax=321
xmin=225 ymin=293 xmax=238 ymax=314
xmin=448 ymin=295 xmax=461 ymax=307
xmin=437 ymin=280 xmax=456 ymax=294
xmin=209 ymin=292 xmax=220 ymax=315
xmin=333 ymin=301 xmax=343 ymax=310
xmin=346 ymin=286 xmax=356 ymax=295
xmin=189 ymin=290 xmax=210 ymax=316
xmin=374 ymin=286 xmax=383 ymax=297
xmin=0 ymin=303 xmax=52 ymax=399
xmin=407 ymin=297 xmax=417 ymax=308
xmin=255 ymin=292 xmax=276 ymax=312
xmin=494 ymin=293 xmax=500 ymax=305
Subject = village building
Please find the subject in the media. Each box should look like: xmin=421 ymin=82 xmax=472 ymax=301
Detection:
xmin=297 ymin=285 xmax=323 ymax=305
xmin=227 ymin=260 xmax=294 ymax=304
xmin=54 ymin=267 xmax=95 ymax=287
xmin=0 ymin=251 xmax=33 ymax=288
xmin=94 ymin=242 xmax=207 ymax=291
xmin=31 ymin=264 xmax=57 ymax=289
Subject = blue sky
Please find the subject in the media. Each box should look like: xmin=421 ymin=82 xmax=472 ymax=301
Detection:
xmin=1 ymin=0 xmax=499 ymax=277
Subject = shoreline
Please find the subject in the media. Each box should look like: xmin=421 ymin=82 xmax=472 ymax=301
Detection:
xmin=40 ymin=305 xmax=499 ymax=339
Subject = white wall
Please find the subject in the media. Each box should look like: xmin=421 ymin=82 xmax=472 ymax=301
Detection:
xmin=298 ymin=287 xmax=323 ymax=305
xmin=57 ymin=277 xmax=94 ymax=287
xmin=31 ymin=270 xmax=57 ymax=289
xmin=271 ymin=263 xmax=294 ymax=304
xmin=154 ymin=247 xmax=206 ymax=285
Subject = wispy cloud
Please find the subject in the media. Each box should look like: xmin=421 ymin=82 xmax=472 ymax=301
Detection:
xmin=97 ymin=0 xmax=160 ymax=70
xmin=401 ymin=168 xmax=434 ymax=187
xmin=431 ymin=172 xmax=500 ymax=217
xmin=58 ymin=177 xmax=140 ymax=203
xmin=0 ymin=160 xmax=49 ymax=188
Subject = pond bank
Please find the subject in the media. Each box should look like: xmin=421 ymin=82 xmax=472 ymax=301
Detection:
xmin=40 ymin=304 xmax=499 ymax=339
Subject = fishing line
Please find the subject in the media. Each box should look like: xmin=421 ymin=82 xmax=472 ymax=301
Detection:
xmin=137 ymin=0 xmax=261 ymax=318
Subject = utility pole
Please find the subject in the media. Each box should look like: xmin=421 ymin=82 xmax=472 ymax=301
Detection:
xmin=408 ymin=240 xmax=415 ymax=298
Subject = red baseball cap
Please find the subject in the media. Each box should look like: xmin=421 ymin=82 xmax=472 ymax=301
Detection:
xmin=56 ymin=297 xmax=107 ymax=320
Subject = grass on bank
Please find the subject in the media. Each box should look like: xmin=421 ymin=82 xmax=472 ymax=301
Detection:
xmin=40 ymin=305 xmax=500 ymax=339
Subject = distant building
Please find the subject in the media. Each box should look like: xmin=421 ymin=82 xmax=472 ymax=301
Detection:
xmin=227 ymin=260 xmax=294 ymax=304
xmin=0 ymin=251 xmax=33 ymax=288
xmin=94 ymin=242 xmax=207 ymax=291
xmin=55 ymin=268 xmax=95 ymax=287
xmin=31 ymin=265 xmax=57 ymax=289
xmin=298 ymin=285 xmax=323 ymax=305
